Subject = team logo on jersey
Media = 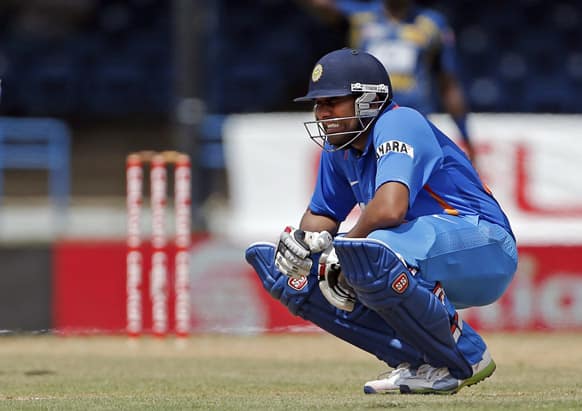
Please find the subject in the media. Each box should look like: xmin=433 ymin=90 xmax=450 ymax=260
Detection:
xmin=391 ymin=272 xmax=409 ymax=294
xmin=288 ymin=275 xmax=308 ymax=291
xmin=312 ymin=64 xmax=323 ymax=82
xmin=376 ymin=140 xmax=414 ymax=159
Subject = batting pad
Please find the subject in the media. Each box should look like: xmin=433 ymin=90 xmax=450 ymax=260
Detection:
xmin=335 ymin=237 xmax=473 ymax=379
xmin=245 ymin=242 xmax=424 ymax=367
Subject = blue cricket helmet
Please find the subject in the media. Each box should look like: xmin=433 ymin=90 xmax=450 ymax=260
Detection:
xmin=295 ymin=48 xmax=393 ymax=152
xmin=294 ymin=48 xmax=393 ymax=102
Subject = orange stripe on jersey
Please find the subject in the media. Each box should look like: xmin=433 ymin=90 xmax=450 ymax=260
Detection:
xmin=475 ymin=168 xmax=493 ymax=195
xmin=423 ymin=185 xmax=460 ymax=216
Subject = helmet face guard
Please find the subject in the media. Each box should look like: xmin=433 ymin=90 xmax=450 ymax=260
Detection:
xmin=294 ymin=49 xmax=393 ymax=152
xmin=303 ymin=83 xmax=390 ymax=152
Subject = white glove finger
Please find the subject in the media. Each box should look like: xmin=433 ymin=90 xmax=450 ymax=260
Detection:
xmin=275 ymin=252 xmax=297 ymax=276
xmin=304 ymin=231 xmax=333 ymax=253
xmin=275 ymin=252 xmax=310 ymax=279
xmin=318 ymin=280 xmax=355 ymax=312
xmin=282 ymin=248 xmax=312 ymax=270
xmin=280 ymin=232 xmax=310 ymax=259
xmin=332 ymin=283 xmax=356 ymax=299
xmin=320 ymin=245 xmax=338 ymax=265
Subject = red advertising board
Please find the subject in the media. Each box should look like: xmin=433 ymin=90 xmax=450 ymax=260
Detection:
xmin=53 ymin=236 xmax=209 ymax=334
xmin=463 ymin=246 xmax=582 ymax=331
xmin=52 ymin=239 xmax=582 ymax=334
xmin=53 ymin=240 xmax=127 ymax=334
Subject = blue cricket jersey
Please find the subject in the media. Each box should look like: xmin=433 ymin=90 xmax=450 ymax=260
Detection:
xmin=309 ymin=104 xmax=514 ymax=238
xmin=336 ymin=1 xmax=459 ymax=114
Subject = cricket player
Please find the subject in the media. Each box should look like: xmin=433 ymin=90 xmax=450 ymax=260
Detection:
xmin=299 ymin=0 xmax=475 ymax=160
xmin=245 ymin=48 xmax=517 ymax=394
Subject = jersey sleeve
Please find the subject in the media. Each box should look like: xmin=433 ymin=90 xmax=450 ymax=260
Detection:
xmin=373 ymin=108 xmax=442 ymax=205
xmin=309 ymin=150 xmax=357 ymax=222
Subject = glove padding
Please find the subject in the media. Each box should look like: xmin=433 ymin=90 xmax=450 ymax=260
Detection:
xmin=275 ymin=226 xmax=332 ymax=279
xmin=318 ymin=245 xmax=356 ymax=312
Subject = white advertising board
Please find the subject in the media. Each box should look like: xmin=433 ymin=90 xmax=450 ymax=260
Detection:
xmin=220 ymin=113 xmax=582 ymax=246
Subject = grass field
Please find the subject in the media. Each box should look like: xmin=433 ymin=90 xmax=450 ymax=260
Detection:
xmin=0 ymin=332 xmax=580 ymax=410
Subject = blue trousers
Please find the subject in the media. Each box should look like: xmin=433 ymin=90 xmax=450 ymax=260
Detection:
xmin=368 ymin=214 xmax=518 ymax=309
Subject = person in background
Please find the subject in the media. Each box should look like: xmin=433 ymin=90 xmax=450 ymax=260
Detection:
xmin=298 ymin=0 xmax=476 ymax=162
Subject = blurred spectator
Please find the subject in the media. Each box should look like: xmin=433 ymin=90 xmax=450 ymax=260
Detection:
xmin=298 ymin=0 xmax=475 ymax=162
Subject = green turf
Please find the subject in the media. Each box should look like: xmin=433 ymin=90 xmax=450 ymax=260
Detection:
xmin=0 ymin=333 xmax=580 ymax=410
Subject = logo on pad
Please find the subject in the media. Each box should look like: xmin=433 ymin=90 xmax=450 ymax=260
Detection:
xmin=288 ymin=275 xmax=308 ymax=291
xmin=392 ymin=272 xmax=409 ymax=294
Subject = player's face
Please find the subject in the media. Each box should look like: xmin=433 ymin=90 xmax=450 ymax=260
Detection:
xmin=314 ymin=96 xmax=358 ymax=146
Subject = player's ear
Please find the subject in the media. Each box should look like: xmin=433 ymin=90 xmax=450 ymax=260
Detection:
xmin=313 ymin=102 xmax=321 ymax=120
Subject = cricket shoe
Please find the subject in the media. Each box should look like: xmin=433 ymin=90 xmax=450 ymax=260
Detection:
xmin=363 ymin=363 xmax=412 ymax=394
xmin=398 ymin=350 xmax=496 ymax=395
xmin=363 ymin=351 xmax=496 ymax=395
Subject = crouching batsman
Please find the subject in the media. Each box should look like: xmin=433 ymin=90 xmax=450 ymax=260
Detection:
xmin=245 ymin=48 xmax=517 ymax=394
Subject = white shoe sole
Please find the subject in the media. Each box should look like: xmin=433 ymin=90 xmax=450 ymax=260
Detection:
xmin=399 ymin=356 xmax=496 ymax=395
xmin=365 ymin=353 xmax=496 ymax=395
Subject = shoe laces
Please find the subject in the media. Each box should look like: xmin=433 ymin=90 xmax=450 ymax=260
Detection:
xmin=415 ymin=364 xmax=451 ymax=382
xmin=377 ymin=362 xmax=410 ymax=380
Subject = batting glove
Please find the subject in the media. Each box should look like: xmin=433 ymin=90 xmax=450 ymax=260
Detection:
xmin=275 ymin=226 xmax=332 ymax=279
xmin=318 ymin=245 xmax=356 ymax=312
